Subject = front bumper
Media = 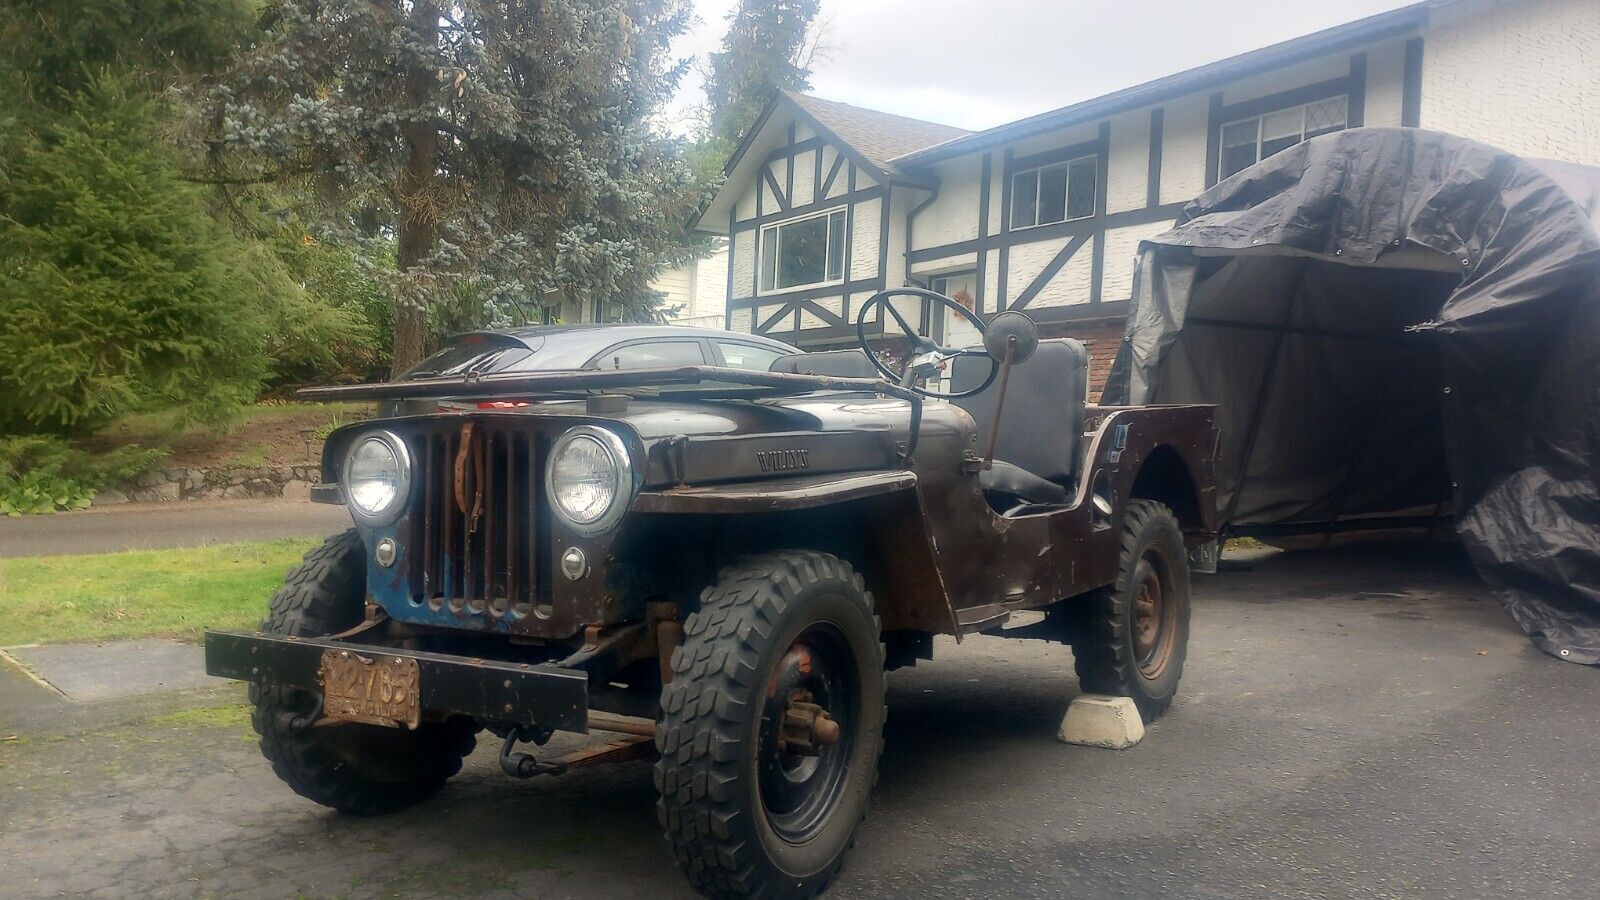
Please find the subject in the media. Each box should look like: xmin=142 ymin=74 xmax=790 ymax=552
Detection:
xmin=203 ymin=631 xmax=591 ymax=734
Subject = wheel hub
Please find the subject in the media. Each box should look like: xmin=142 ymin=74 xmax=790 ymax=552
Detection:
xmin=1132 ymin=550 xmax=1176 ymax=680
xmin=757 ymin=627 xmax=857 ymax=843
xmin=1134 ymin=575 xmax=1161 ymax=658
xmin=778 ymin=690 xmax=841 ymax=755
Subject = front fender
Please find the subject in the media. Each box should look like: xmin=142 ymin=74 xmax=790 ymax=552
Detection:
xmin=630 ymin=470 xmax=959 ymax=636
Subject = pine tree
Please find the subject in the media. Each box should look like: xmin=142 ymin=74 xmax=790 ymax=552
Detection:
xmin=204 ymin=0 xmax=700 ymax=374
xmin=0 ymin=83 xmax=273 ymax=433
xmin=0 ymin=0 xmax=254 ymax=106
xmin=0 ymin=0 xmax=392 ymax=424
xmin=703 ymin=0 xmax=823 ymax=145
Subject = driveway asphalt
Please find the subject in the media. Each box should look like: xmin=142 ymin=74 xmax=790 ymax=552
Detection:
xmin=0 ymin=499 xmax=352 ymax=557
xmin=1 ymin=545 xmax=1595 ymax=898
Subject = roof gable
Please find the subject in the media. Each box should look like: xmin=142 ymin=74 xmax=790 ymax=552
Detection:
xmin=695 ymin=91 xmax=967 ymax=232
xmin=783 ymin=91 xmax=969 ymax=174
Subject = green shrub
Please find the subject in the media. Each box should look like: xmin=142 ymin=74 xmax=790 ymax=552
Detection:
xmin=255 ymin=230 xmax=391 ymax=386
xmin=0 ymin=79 xmax=272 ymax=435
xmin=0 ymin=436 xmax=166 ymax=515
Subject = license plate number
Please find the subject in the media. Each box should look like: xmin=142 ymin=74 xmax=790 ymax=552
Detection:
xmin=317 ymin=650 xmax=421 ymax=729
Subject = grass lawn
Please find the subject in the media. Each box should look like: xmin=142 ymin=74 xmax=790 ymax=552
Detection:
xmin=0 ymin=539 xmax=317 ymax=646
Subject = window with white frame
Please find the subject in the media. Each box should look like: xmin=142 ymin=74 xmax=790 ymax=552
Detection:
xmin=759 ymin=207 xmax=847 ymax=292
xmin=1010 ymin=156 xmax=1096 ymax=230
xmin=1219 ymin=95 xmax=1348 ymax=181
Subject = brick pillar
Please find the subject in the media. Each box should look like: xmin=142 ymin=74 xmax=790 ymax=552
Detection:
xmin=1039 ymin=320 xmax=1126 ymax=400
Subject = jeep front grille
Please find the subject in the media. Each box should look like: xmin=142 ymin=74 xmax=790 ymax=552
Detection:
xmin=406 ymin=422 xmax=545 ymax=618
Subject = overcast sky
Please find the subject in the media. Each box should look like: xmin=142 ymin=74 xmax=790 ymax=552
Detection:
xmin=664 ymin=0 xmax=1421 ymax=133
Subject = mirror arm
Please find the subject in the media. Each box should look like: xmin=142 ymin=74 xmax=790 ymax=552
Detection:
xmin=981 ymin=335 xmax=1019 ymax=470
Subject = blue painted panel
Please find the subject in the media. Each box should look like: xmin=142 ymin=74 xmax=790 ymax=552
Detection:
xmin=359 ymin=525 xmax=515 ymax=633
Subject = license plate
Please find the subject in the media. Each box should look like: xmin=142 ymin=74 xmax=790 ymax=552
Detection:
xmin=317 ymin=649 xmax=421 ymax=729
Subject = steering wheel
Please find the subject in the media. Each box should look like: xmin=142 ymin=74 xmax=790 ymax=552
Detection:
xmin=855 ymin=288 xmax=999 ymax=400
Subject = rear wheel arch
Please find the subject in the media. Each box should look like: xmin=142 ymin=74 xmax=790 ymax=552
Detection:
xmin=1128 ymin=444 xmax=1205 ymax=533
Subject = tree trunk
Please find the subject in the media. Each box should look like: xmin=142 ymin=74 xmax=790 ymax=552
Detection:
xmin=390 ymin=2 xmax=441 ymax=379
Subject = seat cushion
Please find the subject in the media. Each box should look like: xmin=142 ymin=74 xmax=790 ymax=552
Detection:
xmin=980 ymin=460 xmax=1068 ymax=505
xmin=951 ymin=338 xmax=1088 ymax=485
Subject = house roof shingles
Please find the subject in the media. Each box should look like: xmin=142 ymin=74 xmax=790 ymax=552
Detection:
xmin=783 ymin=91 xmax=969 ymax=173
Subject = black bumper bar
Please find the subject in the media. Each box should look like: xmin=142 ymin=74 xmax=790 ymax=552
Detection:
xmin=204 ymin=631 xmax=591 ymax=734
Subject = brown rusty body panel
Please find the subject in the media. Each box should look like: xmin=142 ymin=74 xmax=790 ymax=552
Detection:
xmin=623 ymin=397 xmax=1214 ymax=637
xmin=914 ymin=402 xmax=1216 ymax=623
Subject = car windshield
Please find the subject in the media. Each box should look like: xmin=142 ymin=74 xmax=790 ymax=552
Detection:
xmin=403 ymin=337 xmax=535 ymax=380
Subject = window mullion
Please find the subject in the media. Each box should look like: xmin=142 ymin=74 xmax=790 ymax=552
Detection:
xmin=827 ymin=215 xmax=835 ymax=274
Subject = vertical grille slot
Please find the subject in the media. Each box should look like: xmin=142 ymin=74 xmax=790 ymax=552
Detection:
xmin=408 ymin=422 xmax=540 ymax=618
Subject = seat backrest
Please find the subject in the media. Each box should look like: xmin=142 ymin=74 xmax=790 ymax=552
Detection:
xmin=950 ymin=338 xmax=1088 ymax=485
xmin=769 ymin=349 xmax=880 ymax=378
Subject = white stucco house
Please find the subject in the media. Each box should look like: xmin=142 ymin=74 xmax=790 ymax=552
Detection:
xmin=543 ymin=240 xmax=728 ymax=327
xmin=653 ymin=240 xmax=730 ymax=329
xmin=693 ymin=0 xmax=1599 ymax=394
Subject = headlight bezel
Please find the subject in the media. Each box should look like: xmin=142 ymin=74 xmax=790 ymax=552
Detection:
xmin=544 ymin=425 xmax=633 ymax=537
xmin=342 ymin=429 xmax=412 ymax=527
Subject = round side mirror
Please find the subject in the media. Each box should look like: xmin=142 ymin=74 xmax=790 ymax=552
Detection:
xmin=984 ymin=311 xmax=1040 ymax=365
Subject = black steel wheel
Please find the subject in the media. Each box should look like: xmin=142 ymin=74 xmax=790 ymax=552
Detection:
xmin=1071 ymin=500 xmax=1191 ymax=721
xmin=656 ymin=551 xmax=885 ymax=899
xmin=251 ymin=529 xmax=477 ymax=816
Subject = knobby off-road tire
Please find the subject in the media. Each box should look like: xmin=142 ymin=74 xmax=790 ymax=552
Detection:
xmin=1073 ymin=500 xmax=1191 ymax=722
xmin=656 ymin=551 xmax=886 ymax=899
xmin=251 ymin=528 xmax=477 ymax=816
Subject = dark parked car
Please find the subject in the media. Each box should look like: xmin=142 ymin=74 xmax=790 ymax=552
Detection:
xmin=207 ymin=291 xmax=1218 ymax=899
xmin=389 ymin=323 xmax=797 ymax=412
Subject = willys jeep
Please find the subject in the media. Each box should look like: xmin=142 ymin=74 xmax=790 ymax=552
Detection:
xmin=205 ymin=289 xmax=1219 ymax=899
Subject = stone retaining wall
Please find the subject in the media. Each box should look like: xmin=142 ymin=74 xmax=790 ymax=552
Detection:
xmin=98 ymin=466 xmax=322 ymax=505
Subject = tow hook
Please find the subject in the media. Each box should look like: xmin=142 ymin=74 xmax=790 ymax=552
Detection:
xmin=778 ymin=690 xmax=841 ymax=756
xmin=274 ymin=693 xmax=323 ymax=734
xmin=499 ymin=726 xmax=564 ymax=778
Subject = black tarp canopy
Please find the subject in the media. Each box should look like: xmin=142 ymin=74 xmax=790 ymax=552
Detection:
xmin=1105 ymin=128 xmax=1600 ymax=665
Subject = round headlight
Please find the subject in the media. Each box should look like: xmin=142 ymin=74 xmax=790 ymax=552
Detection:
xmin=546 ymin=426 xmax=632 ymax=535
xmin=344 ymin=431 xmax=411 ymax=525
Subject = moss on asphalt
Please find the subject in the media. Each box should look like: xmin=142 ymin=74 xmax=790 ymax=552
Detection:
xmin=149 ymin=703 xmax=255 ymax=738
xmin=0 ymin=539 xmax=317 ymax=645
